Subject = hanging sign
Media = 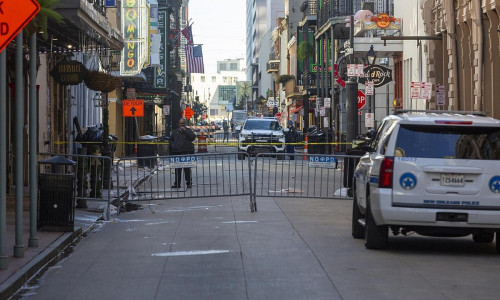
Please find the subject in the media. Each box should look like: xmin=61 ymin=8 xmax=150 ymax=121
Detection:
xmin=362 ymin=64 xmax=393 ymax=88
xmin=50 ymin=61 xmax=88 ymax=85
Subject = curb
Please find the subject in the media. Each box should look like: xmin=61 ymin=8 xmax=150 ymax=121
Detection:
xmin=0 ymin=228 xmax=82 ymax=299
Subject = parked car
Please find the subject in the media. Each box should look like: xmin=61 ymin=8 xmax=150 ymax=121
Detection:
xmin=237 ymin=117 xmax=285 ymax=159
xmin=352 ymin=110 xmax=500 ymax=251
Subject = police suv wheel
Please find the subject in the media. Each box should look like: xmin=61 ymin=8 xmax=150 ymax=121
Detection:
xmin=364 ymin=195 xmax=388 ymax=249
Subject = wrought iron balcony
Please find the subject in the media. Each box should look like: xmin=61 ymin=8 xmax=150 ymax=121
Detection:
xmin=317 ymin=0 xmax=354 ymax=29
xmin=300 ymin=0 xmax=317 ymax=15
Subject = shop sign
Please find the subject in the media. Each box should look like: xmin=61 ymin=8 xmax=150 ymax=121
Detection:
xmin=362 ymin=13 xmax=402 ymax=31
xmin=50 ymin=61 xmax=88 ymax=85
xmin=154 ymin=9 xmax=167 ymax=87
xmin=362 ymin=64 xmax=393 ymax=88
xmin=121 ymin=0 xmax=146 ymax=76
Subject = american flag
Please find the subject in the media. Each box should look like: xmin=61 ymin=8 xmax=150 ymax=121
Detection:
xmin=185 ymin=44 xmax=205 ymax=74
xmin=181 ymin=24 xmax=193 ymax=45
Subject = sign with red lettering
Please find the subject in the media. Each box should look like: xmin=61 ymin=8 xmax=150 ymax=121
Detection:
xmin=358 ymin=90 xmax=366 ymax=110
xmin=0 ymin=0 xmax=40 ymax=52
xmin=122 ymin=100 xmax=144 ymax=117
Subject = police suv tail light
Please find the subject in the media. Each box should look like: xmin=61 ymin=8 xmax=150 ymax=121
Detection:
xmin=379 ymin=157 xmax=394 ymax=188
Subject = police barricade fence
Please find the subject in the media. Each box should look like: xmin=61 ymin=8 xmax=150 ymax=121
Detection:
xmin=39 ymin=152 xmax=114 ymax=220
xmin=115 ymin=152 xmax=255 ymax=213
xmin=213 ymin=132 xmax=238 ymax=146
xmin=252 ymin=153 xmax=356 ymax=205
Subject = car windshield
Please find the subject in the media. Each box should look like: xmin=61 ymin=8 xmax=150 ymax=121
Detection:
xmin=244 ymin=119 xmax=281 ymax=130
xmin=395 ymin=125 xmax=500 ymax=160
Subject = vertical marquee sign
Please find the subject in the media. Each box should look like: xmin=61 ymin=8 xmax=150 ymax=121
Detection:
xmin=121 ymin=0 xmax=148 ymax=75
xmin=154 ymin=9 xmax=167 ymax=88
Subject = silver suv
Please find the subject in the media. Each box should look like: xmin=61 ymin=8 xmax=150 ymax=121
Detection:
xmin=237 ymin=117 xmax=285 ymax=159
xmin=352 ymin=110 xmax=500 ymax=251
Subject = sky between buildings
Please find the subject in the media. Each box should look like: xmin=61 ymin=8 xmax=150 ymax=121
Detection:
xmin=188 ymin=0 xmax=247 ymax=74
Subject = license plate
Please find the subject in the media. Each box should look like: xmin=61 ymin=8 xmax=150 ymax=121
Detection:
xmin=440 ymin=174 xmax=464 ymax=187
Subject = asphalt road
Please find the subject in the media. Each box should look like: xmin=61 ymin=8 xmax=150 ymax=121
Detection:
xmin=13 ymin=150 xmax=500 ymax=300
xmin=16 ymin=197 xmax=500 ymax=299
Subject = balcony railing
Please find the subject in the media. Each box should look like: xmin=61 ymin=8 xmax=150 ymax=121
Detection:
xmin=301 ymin=0 xmax=317 ymax=15
xmin=317 ymin=0 xmax=354 ymax=29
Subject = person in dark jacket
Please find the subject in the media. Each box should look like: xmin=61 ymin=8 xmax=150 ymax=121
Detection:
xmin=170 ymin=119 xmax=196 ymax=188
xmin=285 ymin=120 xmax=297 ymax=160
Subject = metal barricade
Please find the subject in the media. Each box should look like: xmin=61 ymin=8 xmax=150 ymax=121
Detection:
xmin=252 ymin=153 xmax=353 ymax=205
xmin=115 ymin=152 xmax=255 ymax=213
xmin=40 ymin=153 xmax=114 ymax=220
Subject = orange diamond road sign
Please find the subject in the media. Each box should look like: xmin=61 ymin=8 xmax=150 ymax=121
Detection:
xmin=0 ymin=0 xmax=40 ymax=52
xmin=122 ymin=100 xmax=144 ymax=117
xmin=184 ymin=106 xmax=194 ymax=120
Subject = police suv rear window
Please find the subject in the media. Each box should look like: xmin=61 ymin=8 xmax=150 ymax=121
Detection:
xmin=395 ymin=125 xmax=500 ymax=160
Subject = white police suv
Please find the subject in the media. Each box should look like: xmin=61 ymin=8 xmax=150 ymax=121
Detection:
xmin=352 ymin=110 xmax=500 ymax=251
xmin=237 ymin=117 xmax=285 ymax=159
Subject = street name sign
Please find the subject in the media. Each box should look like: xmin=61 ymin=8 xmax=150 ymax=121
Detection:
xmin=122 ymin=100 xmax=144 ymax=117
xmin=0 ymin=0 xmax=40 ymax=52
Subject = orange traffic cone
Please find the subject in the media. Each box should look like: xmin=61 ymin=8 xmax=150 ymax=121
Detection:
xmin=303 ymin=135 xmax=309 ymax=160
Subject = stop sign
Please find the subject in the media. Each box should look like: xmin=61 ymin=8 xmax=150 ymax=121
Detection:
xmin=358 ymin=90 xmax=366 ymax=110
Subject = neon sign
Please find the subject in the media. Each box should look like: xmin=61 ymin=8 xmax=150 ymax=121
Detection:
xmin=120 ymin=0 xmax=148 ymax=75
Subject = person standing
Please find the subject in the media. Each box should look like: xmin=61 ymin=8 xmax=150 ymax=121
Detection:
xmin=222 ymin=120 xmax=230 ymax=143
xmin=285 ymin=120 xmax=297 ymax=160
xmin=170 ymin=119 xmax=196 ymax=188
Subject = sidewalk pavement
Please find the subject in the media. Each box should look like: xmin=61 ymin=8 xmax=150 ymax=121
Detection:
xmin=0 ymin=157 xmax=154 ymax=299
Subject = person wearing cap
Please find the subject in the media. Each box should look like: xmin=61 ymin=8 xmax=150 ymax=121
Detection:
xmin=285 ymin=120 xmax=297 ymax=160
xmin=169 ymin=119 xmax=196 ymax=188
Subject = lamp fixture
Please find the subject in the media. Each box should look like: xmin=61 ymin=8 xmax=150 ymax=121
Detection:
xmin=366 ymin=45 xmax=376 ymax=65
xmin=93 ymin=93 xmax=103 ymax=107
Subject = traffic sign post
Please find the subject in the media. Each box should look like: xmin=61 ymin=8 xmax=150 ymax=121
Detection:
xmin=0 ymin=0 xmax=40 ymax=52
xmin=122 ymin=100 xmax=144 ymax=117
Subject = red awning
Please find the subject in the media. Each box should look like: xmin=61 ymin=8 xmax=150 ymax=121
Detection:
xmin=291 ymin=106 xmax=303 ymax=114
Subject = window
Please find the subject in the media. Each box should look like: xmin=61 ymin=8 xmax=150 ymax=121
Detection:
xmin=230 ymin=63 xmax=237 ymax=70
xmin=210 ymin=109 xmax=218 ymax=115
xmin=244 ymin=120 xmax=282 ymax=131
xmin=212 ymin=76 xmax=216 ymax=83
xmin=200 ymin=76 xmax=205 ymax=82
xmin=218 ymin=86 xmax=236 ymax=102
xmin=395 ymin=125 xmax=500 ymax=160
xmin=220 ymin=63 xmax=227 ymax=71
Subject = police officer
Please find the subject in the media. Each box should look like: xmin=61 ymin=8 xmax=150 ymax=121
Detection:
xmin=170 ymin=119 xmax=196 ymax=188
